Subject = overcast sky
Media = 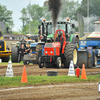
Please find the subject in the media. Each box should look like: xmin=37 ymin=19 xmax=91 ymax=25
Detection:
xmin=0 ymin=0 xmax=82 ymax=32
xmin=0 ymin=0 xmax=46 ymax=31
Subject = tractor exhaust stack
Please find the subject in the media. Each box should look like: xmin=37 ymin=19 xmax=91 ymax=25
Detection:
xmin=48 ymin=0 xmax=61 ymax=42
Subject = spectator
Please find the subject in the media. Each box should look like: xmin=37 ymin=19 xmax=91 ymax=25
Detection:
xmin=25 ymin=44 xmax=30 ymax=54
xmin=18 ymin=44 xmax=25 ymax=63
xmin=25 ymin=44 xmax=32 ymax=63
xmin=6 ymin=45 xmax=10 ymax=50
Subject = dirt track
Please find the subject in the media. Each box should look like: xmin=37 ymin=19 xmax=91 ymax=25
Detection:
xmin=0 ymin=82 xmax=100 ymax=100
xmin=0 ymin=64 xmax=100 ymax=100
xmin=0 ymin=64 xmax=100 ymax=76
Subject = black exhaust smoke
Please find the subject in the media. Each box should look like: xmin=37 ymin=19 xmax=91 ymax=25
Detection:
xmin=48 ymin=0 xmax=61 ymax=27
xmin=48 ymin=0 xmax=61 ymax=42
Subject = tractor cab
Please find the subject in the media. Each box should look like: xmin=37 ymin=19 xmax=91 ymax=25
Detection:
xmin=38 ymin=19 xmax=76 ymax=43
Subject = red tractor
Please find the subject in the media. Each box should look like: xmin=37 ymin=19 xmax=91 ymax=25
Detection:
xmin=38 ymin=29 xmax=78 ymax=68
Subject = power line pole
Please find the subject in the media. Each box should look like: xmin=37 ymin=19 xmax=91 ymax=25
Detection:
xmin=87 ymin=0 xmax=89 ymax=32
xmin=29 ymin=0 xmax=31 ymax=34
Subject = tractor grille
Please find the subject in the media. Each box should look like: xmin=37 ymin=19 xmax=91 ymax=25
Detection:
xmin=45 ymin=43 xmax=53 ymax=47
xmin=0 ymin=40 xmax=4 ymax=51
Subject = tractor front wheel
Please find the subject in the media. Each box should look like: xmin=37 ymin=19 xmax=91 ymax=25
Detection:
xmin=11 ymin=45 xmax=18 ymax=62
xmin=64 ymin=43 xmax=78 ymax=68
xmin=38 ymin=57 xmax=44 ymax=68
xmin=57 ymin=57 xmax=62 ymax=69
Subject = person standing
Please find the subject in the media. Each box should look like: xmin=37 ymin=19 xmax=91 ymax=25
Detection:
xmin=6 ymin=45 xmax=10 ymax=50
xmin=25 ymin=44 xmax=32 ymax=63
xmin=18 ymin=44 xmax=25 ymax=63
xmin=25 ymin=44 xmax=30 ymax=54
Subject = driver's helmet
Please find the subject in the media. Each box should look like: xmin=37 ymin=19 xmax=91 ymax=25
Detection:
xmin=58 ymin=31 xmax=62 ymax=37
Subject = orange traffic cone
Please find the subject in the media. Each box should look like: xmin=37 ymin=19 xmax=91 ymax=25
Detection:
xmin=81 ymin=64 xmax=87 ymax=79
xmin=21 ymin=66 xmax=28 ymax=83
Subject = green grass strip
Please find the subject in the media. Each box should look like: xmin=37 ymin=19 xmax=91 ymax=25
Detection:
xmin=0 ymin=61 xmax=33 ymax=66
xmin=0 ymin=74 xmax=100 ymax=88
xmin=0 ymin=62 xmax=23 ymax=66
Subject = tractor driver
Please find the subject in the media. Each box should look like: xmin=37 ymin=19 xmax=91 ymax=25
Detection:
xmin=56 ymin=31 xmax=63 ymax=45
xmin=55 ymin=31 xmax=64 ymax=52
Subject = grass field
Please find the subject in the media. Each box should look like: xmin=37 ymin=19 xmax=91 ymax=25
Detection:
xmin=0 ymin=62 xmax=23 ymax=66
xmin=0 ymin=74 xmax=100 ymax=88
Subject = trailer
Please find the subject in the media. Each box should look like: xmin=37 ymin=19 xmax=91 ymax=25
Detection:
xmin=23 ymin=43 xmax=38 ymax=65
xmin=78 ymin=20 xmax=100 ymax=68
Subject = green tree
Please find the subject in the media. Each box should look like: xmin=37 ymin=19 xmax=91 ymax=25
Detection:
xmin=12 ymin=31 xmax=19 ymax=34
xmin=20 ymin=1 xmax=80 ymax=34
xmin=77 ymin=0 xmax=100 ymax=17
xmin=20 ymin=8 xmax=29 ymax=28
xmin=43 ymin=0 xmax=80 ymax=21
xmin=21 ymin=20 xmax=39 ymax=34
xmin=60 ymin=0 xmax=80 ymax=20
xmin=43 ymin=6 xmax=51 ymax=21
xmin=27 ymin=4 xmax=44 ymax=23
xmin=20 ymin=4 xmax=45 ymax=34
xmin=0 ymin=4 xmax=14 ymax=33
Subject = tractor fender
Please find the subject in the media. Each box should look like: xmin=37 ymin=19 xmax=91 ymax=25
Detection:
xmin=62 ymin=41 xmax=67 ymax=54
xmin=69 ymin=34 xmax=74 ymax=42
xmin=72 ymin=35 xmax=79 ymax=43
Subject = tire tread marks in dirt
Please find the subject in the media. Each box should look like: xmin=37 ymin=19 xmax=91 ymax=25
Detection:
xmin=11 ymin=45 xmax=18 ymax=62
xmin=64 ymin=43 xmax=78 ymax=68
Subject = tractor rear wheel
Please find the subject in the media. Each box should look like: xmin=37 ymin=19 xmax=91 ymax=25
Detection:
xmin=64 ymin=43 xmax=78 ymax=68
xmin=36 ymin=44 xmax=43 ymax=64
xmin=11 ymin=45 xmax=18 ymax=62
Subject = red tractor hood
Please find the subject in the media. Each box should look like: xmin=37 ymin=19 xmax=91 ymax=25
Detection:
xmin=44 ymin=42 xmax=61 ymax=56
